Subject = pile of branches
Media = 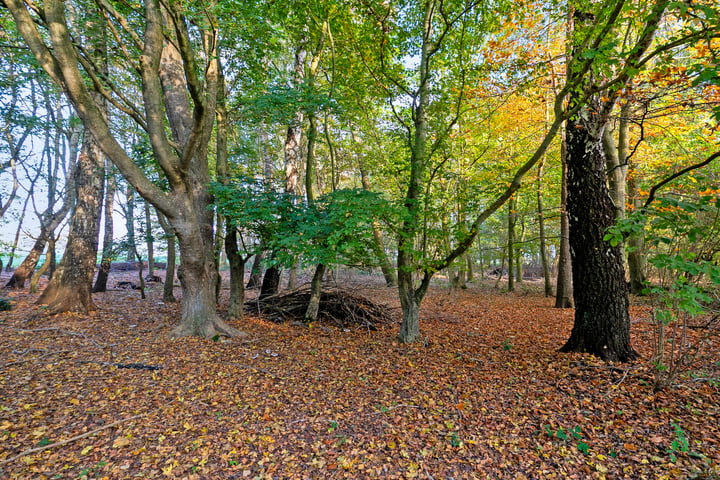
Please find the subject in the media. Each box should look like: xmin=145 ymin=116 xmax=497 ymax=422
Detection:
xmin=246 ymin=287 xmax=394 ymax=330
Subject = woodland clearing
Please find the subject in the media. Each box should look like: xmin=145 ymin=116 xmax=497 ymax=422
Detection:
xmin=0 ymin=270 xmax=718 ymax=479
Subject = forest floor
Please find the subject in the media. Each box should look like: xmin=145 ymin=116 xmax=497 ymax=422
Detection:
xmin=0 ymin=270 xmax=719 ymax=480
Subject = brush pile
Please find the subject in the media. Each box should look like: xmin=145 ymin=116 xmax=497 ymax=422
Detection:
xmin=246 ymin=287 xmax=394 ymax=330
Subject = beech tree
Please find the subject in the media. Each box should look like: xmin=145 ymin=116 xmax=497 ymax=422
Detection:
xmin=4 ymin=0 xmax=242 ymax=337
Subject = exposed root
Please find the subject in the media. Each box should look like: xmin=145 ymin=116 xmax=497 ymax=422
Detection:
xmin=168 ymin=316 xmax=246 ymax=339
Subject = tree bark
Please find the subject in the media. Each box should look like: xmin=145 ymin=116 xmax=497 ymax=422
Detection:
xmin=225 ymin=226 xmax=246 ymax=320
xmin=156 ymin=210 xmax=176 ymax=302
xmin=560 ymin=115 xmax=637 ymax=361
xmin=507 ymin=197 xmax=516 ymax=292
xmin=304 ymin=263 xmax=326 ymax=321
xmin=554 ymin=125 xmax=574 ymax=308
xmin=537 ymin=158 xmax=553 ymax=296
xmin=93 ymin=160 xmax=115 ymax=293
xmin=260 ymin=266 xmax=281 ymax=300
xmin=246 ymin=253 xmax=263 ymax=289
xmin=124 ymin=184 xmax=138 ymax=262
xmin=144 ymin=201 xmax=155 ymax=278
xmin=37 ymin=130 xmax=104 ymax=314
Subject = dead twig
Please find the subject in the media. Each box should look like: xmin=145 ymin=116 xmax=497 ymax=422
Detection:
xmin=0 ymin=414 xmax=144 ymax=465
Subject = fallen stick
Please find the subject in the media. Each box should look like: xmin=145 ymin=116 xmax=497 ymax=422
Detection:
xmin=0 ymin=414 xmax=143 ymax=465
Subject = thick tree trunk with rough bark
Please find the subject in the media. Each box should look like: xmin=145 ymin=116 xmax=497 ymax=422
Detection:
xmin=93 ymin=161 xmax=115 ymax=293
xmin=560 ymin=117 xmax=637 ymax=362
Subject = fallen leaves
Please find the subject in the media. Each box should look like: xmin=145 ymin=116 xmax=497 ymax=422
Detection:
xmin=0 ymin=272 xmax=718 ymax=478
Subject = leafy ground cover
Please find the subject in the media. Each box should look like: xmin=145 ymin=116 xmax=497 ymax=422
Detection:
xmin=0 ymin=271 xmax=718 ymax=479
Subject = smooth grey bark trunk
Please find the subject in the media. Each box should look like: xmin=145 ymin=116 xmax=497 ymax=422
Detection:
xmin=537 ymin=158 xmax=553 ymax=296
xmin=93 ymin=160 xmax=115 ymax=292
xmin=156 ymin=210 xmax=176 ymax=302
xmin=124 ymin=184 xmax=138 ymax=262
xmin=507 ymin=197 xmax=516 ymax=292
xmin=144 ymin=200 xmax=155 ymax=278
xmin=304 ymin=263 xmax=326 ymax=321
xmin=554 ymin=127 xmax=573 ymax=308
xmin=627 ymin=161 xmax=647 ymax=294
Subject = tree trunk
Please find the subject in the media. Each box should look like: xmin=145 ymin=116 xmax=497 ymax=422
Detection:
xmin=398 ymin=271 xmax=421 ymax=343
xmin=6 ymin=125 xmax=79 ymax=289
xmin=92 ymin=160 xmax=115 ymax=293
xmin=560 ymin=117 xmax=637 ymax=362
xmin=225 ymin=226 xmax=245 ymax=320
xmin=124 ymin=184 xmax=138 ymax=262
xmin=554 ymin=126 xmax=573 ymax=308
xmin=246 ymin=253 xmax=263 ymax=289
xmin=29 ymin=252 xmax=50 ymax=294
xmin=37 ymin=131 xmax=104 ymax=314
xmin=144 ymin=200 xmax=155 ymax=278
xmin=507 ymin=197 xmax=516 ymax=292
xmin=156 ymin=210 xmax=176 ymax=302
xmin=537 ymin=158 xmax=552 ymax=296
xmin=304 ymin=263 xmax=326 ymax=321
xmin=260 ymin=265 xmax=281 ymax=300
xmin=627 ymin=161 xmax=647 ymax=294
xmin=466 ymin=255 xmax=474 ymax=282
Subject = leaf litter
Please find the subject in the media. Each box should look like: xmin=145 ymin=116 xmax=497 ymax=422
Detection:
xmin=0 ymin=271 xmax=718 ymax=479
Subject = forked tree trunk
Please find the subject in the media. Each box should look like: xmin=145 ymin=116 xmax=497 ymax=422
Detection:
xmin=37 ymin=134 xmax=104 ymax=314
xmin=93 ymin=160 xmax=115 ymax=293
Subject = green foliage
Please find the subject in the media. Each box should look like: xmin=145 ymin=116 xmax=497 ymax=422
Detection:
xmin=544 ymin=424 xmax=589 ymax=454
xmin=609 ymin=195 xmax=720 ymax=390
xmin=211 ymin=177 xmax=397 ymax=269
xmin=0 ymin=297 xmax=13 ymax=311
xmin=667 ymin=422 xmax=690 ymax=462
